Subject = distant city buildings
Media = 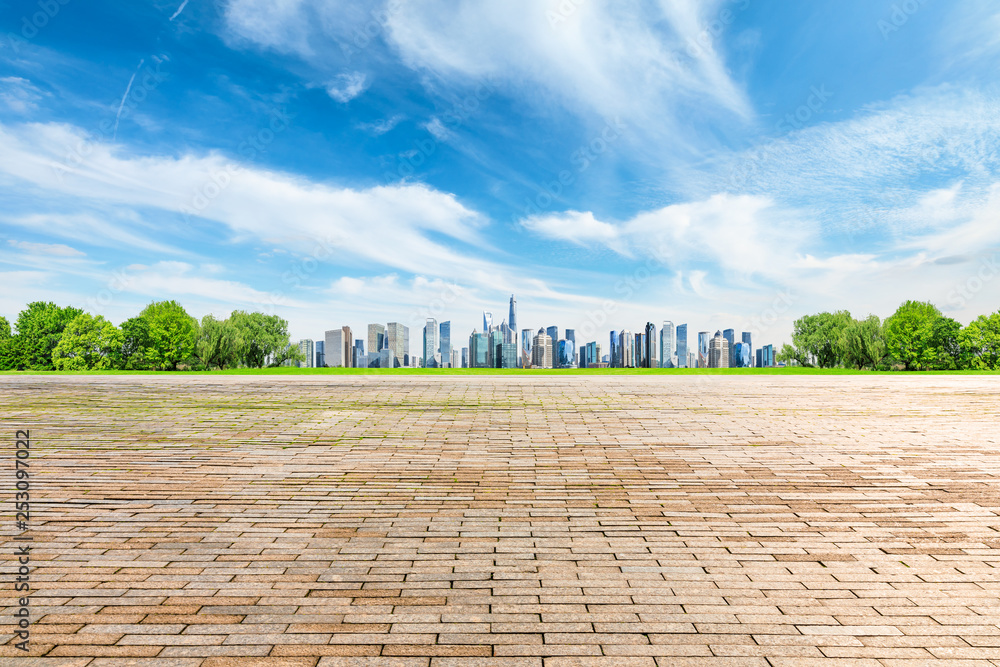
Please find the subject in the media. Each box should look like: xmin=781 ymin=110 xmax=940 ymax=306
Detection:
xmin=306 ymin=295 xmax=777 ymax=373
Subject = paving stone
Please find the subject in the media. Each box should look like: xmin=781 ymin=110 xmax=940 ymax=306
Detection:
xmin=2 ymin=374 xmax=1000 ymax=661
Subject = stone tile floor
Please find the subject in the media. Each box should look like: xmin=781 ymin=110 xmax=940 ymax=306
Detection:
xmin=1 ymin=374 xmax=1000 ymax=666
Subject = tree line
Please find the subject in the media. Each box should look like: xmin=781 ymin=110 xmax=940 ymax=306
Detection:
xmin=777 ymin=300 xmax=1000 ymax=370
xmin=0 ymin=301 xmax=304 ymax=371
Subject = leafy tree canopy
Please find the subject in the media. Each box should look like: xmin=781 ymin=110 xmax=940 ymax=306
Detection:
xmin=836 ymin=315 xmax=887 ymax=370
xmin=136 ymin=301 xmax=198 ymax=370
xmin=52 ymin=313 xmax=123 ymax=370
xmin=790 ymin=310 xmax=853 ymax=368
xmin=195 ymin=315 xmax=242 ymax=370
xmin=229 ymin=311 xmax=302 ymax=368
xmin=11 ymin=302 xmax=84 ymax=370
xmin=958 ymin=311 xmax=1000 ymax=370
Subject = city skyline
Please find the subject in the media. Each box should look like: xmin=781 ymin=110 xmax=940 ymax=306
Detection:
xmin=2 ymin=2 xmax=999 ymax=346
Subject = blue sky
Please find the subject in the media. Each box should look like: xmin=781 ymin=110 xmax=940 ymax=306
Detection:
xmin=2 ymin=0 xmax=999 ymax=351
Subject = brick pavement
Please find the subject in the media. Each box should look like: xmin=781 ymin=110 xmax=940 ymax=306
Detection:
xmin=2 ymin=374 xmax=1000 ymax=666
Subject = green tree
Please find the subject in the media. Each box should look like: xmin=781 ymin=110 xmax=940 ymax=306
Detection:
xmin=790 ymin=311 xmax=853 ymax=367
xmin=929 ymin=316 xmax=962 ymax=370
xmin=195 ymin=315 xmax=243 ymax=370
xmin=52 ymin=313 xmax=123 ymax=370
xmin=0 ymin=315 xmax=13 ymax=370
xmin=959 ymin=312 xmax=1000 ymax=370
xmin=776 ymin=343 xmax=804 ymax=366
xmin=10 ymin=302 xmax=84 ymax=370
xmin=836 ymin=315 xmax=887 ymax=370
xmin=883 ymin=300 xmax=958 ymax=371
xmin=229 ymin=311 xmax=302 ymax=368
xmin=136 ymin=301 xmax=198 ymax=370
xmin=117 ymin=316 xmax=153 ymax=370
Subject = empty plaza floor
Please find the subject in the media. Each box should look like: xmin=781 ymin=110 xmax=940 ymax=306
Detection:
xmin=2 ymin=374 xmax=1000 ymax=667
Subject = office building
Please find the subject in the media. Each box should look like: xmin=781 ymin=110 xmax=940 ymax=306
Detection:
xmin=688 ymin=351 xmax=696 ymax=368
xmin=660 ymin=321 xmax=675 ymax=368
xmin=520 ymin=328 xmax=532 ymax=368
xmin=565 ymin=328 xmax=575 ymax=350
xmin=723 ymin=329 xmax=735 ymax=369
xmin=385 ymin=322 xmax=408 ymax=368
xmin=423 ymin=318 xmax=438 ymax=368
xmin=315 ymin=340 xmax=325 ymax=368
xmin=618 ymin=331 xmax=635 ymax=368
xmin=676 ymin=324 xmax=688 ymax=368
xmin=439 ymin=321 xmax=451 ymax=368
xmin=635 ymin=332 xmax=646 ymax=368
xmin=483 ymin=311 xmax=493 ymax=332
xmin=324 ymin=327 xmax=352 ymax=368
xmin=297 ymin=339 xmax=314 ymax=368
xmin=353 ymin=339 xmax=364 ymax=368
xmin=451 ymin=349 xmax=460 ymax=369
xmin=367 ymin=324 xmax=385 ymax=358
xmin=546 ymin=326 xmax=559 ymax=348
xmin=558 ymin=339 xmax=575 ymax=368
xmin=470 ymin=331 xmax=488 ymax=368
xmin=709 ymin=330 xmax=729 ymax=368
xmin=698 ymin=331 xmax=710 ymax=369
xmin=496 ymin=342 xmax=517 ymax=368
xmin=644 ymin=322 xmax=657 ymax=368
xmin=532 ymin=329 xmax=553 ymax=368
xmin=742 ymin=332 xmax=753 ymax=367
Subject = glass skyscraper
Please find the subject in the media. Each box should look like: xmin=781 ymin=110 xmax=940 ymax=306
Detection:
xmin=439 ymin=321 xmax=451 ymax=368
xmin=660 ymin=321 xmax=675 ymax=368
xmin=742 ymin=331 xmax=753 ymax=367
xmin=314 ymin=340 xmax=325 ymax=368
xmin=423 ymin=318 xmax=438 ymax=368
xmin=470 ymin=332 xmax=488 ymax=368
xmin=723 ymin=329 xmax=735 ymax=369
xmin=698 ymin=331 xmax=710 ymax=369
xmin=676 ymin=324 xmax=688 ymax=368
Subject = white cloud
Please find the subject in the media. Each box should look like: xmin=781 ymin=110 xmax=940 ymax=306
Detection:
xmin=325 ymin=71 xmax=367 ymax=103
xmin=222 ymin=0 xmax=313 ymax=55
xmin=7 ymin=239 xmax=85 ymax=257
xmin=521 ymin=210 xmax=626 ymax=253
xmin=423 ymin=117 xmax=451 ymax=142
xmin=0 ymin=77 xmax=43 ymax=114
xmin=522 ymin=194 xmax=814 ymax=280
xmin=386 ymin=0 xmax=750 ymax=129
xmin=123 ymin=261 xmax=311 ymax=309
xmin=356 ymin=114 xmax=404 ymax=135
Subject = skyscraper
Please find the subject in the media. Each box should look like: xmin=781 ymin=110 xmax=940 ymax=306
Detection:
xmin=315 ymin=340 xmax=325 ymax=368
xmin=470 ymin=331 xmax=488 ymax=368
xmin=325 ymin=328 xmax=350 ymax=368
xmin=660 ymin=321 xmax=675 ymax=368
xmin=635 ymin=332 xmax=646 ymax=367
xmin=709 ymin=330 xmax=729 ymax=368
xmin=439 ymin=321 xmax=451 ymax=368
xmin=644 ymin=322 xmax=657 ymax=368
xmin=423 ymin=318 xmax=438 ymax=368
xmin=532 ymin=328 xmax=553 ymax=368
xmin=483 ymin=311 xmax=493 ymax=332
xmin=558 ymin=339 xmax=575 ymax=368
xmin=461 ymin=347 xmax=469 ymax=369
xmin=698 ymin=331 xmax=710 ymax=369
xmin=546 ymin=326 xmax=559 ymax=347
xmin=367 ymin=324 xmax=385 ymax=358
xmin=610 ymin=331 xmax=619 ymax=368
xmin=297 ymin=339 xmax=314 ymax=368
xmin=676 ymin=324 xmax=688 ymax=368
xmin=520 ymin=328 xmax=532 ymax=368
xmin=723 ymin=329 xmax=735 ymax=369
xmin=619 ymin=331 xmax=634 ymax=368
xmin=509 ymin=295 xmax=517 ymax=352
xmin=353 ymin=339 xmax=364 ymax=368
xmin=386 ymin=322 xmax=407 ymax=368
xmin=742 ymin=331 xmax=753 ymax=367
